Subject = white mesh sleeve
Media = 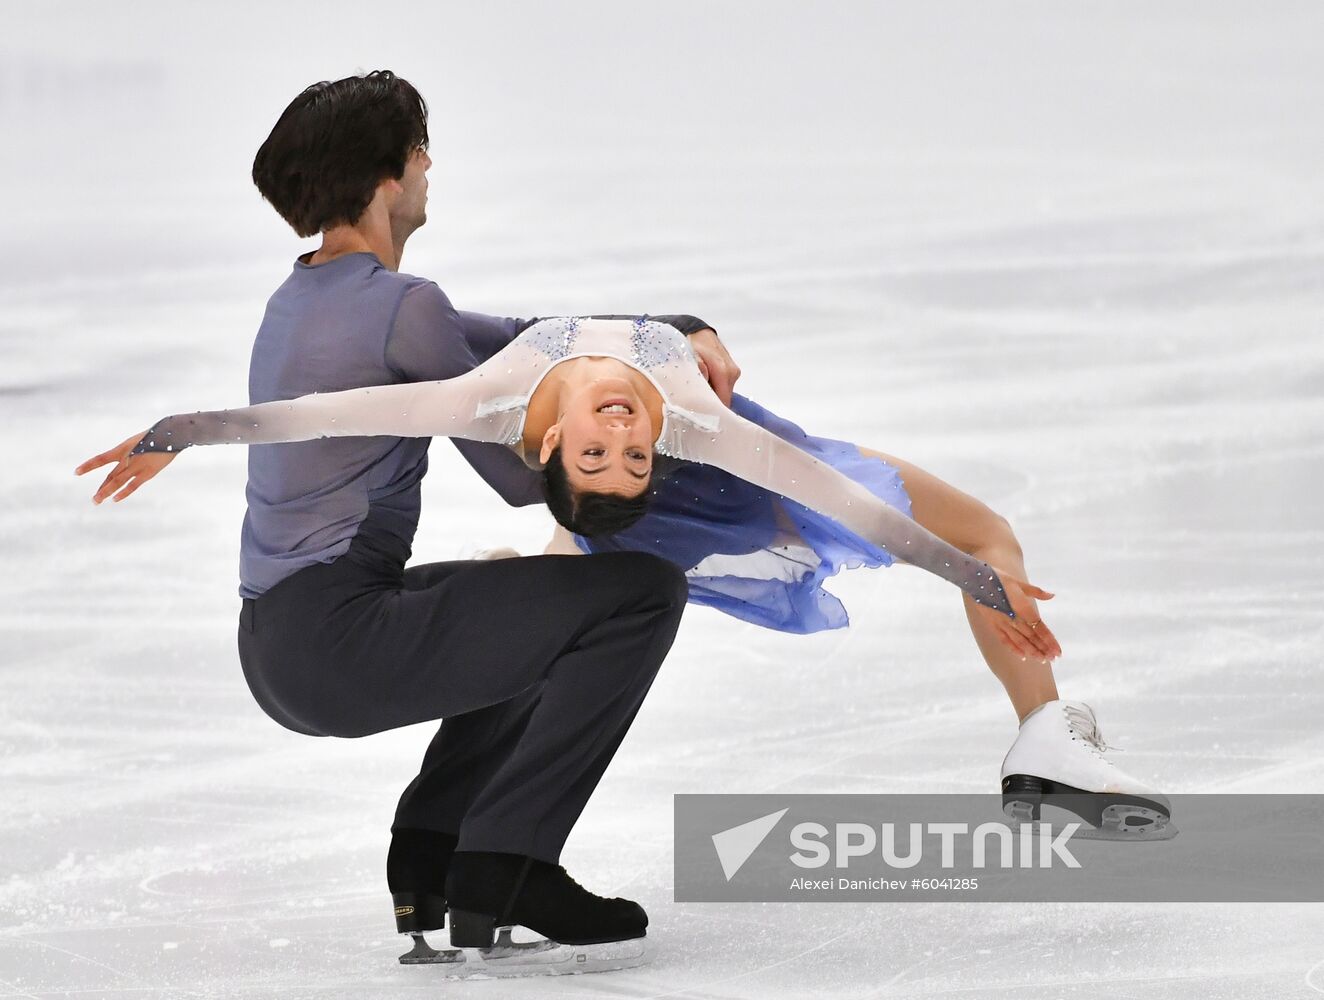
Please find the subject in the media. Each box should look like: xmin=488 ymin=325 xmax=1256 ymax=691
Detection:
xmin=129 ymin=355 xmax=530 ymax=456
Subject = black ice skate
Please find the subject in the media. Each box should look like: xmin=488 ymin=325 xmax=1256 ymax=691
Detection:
xmin=395 ymin=850 xmax=652 ymax=978
xmin=1000 ymin=700 xmax=1176 ymax=841
xmin=387 ymin=830 xmax=562 ymax=969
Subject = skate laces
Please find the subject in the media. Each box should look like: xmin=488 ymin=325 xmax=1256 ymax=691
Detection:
xmin=1062 ymin=702 xmax=1123 ymax=756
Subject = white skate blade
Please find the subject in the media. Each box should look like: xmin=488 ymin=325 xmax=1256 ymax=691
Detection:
xmin=1059 ymin=800 xmax=1178 ymax=842
xmin=398 ymin=928 xmax=651 ymax=978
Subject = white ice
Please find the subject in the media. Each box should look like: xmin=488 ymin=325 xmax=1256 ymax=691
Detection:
xmin=3 ymin=2 xmax=1323 ymax=997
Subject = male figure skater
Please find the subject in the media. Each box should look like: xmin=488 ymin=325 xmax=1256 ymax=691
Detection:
xmin=77 ymin=70 xmax=742 ymax=972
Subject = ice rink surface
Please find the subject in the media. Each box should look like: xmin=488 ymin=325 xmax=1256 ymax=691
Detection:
xmin=3 ymin=2 xmax=1323 ymax=997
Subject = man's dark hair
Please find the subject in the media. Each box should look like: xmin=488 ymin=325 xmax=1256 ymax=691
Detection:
xmin=541 ymin=447 xmax=652 ymax=537
xmin=252 ymin=70 xmax=429 ymax=237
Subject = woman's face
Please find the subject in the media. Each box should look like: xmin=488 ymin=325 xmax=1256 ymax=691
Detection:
xmin=540 ymin=375 xmax=654 ymax=496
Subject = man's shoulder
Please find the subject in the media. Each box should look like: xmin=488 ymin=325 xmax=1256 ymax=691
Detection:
xmin=391 ymin=269 xmax=452 ymax=305
xmin=377 ymin=264 xmax=434 ymax=292
xmin=388 ymin=271 xmax=462 ymax=330
xmin=346 ymin=260 xmax=442 ymax=305
xmin=344 ymin=266 xmax=456 ymax=321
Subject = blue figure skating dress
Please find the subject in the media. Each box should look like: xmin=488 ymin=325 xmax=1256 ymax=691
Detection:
xmin=571 ymin=393 xmax=914 ymax=634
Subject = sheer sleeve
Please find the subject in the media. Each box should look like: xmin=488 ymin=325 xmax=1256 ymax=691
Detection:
xmin=129 ymin=352 xmax=529 ymax=456
xmin=678 ymin=403 xmax=1018 ymax=619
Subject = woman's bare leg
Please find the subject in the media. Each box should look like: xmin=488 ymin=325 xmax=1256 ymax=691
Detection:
xmin=858 ymin=447 xmax=1059 ymax=722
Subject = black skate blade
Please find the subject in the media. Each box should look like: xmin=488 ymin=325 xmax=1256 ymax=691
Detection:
xmin=402 ymin=930 xmax=651 ymax=979
xmin=398 ymin=931 xmax=464 ymax=965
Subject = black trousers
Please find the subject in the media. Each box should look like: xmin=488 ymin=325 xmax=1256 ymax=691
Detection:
xmin=236 ymin=519 xmax=687 ymax=863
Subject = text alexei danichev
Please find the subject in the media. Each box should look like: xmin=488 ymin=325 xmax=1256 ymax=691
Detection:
xmin=790 ymin=877 xmax=981 ymax=891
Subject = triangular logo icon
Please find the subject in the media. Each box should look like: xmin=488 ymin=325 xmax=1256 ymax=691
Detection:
xmin=712 ymin=808 xmax=789 ymax=881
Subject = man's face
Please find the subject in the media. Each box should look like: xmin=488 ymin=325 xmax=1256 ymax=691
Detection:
xmin=391 ymin=146 xmax=431 ymax=236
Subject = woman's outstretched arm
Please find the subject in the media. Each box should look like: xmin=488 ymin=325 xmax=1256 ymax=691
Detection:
xmin=75 ymin=346 xmax=531 ymax=504
xmin=127 ymin=358 xmax=522 ymax=457
xmin=677 ymin=404 xmax=1019 ymax=620
xmin=78 ymin=362 xmax=523 ymax=504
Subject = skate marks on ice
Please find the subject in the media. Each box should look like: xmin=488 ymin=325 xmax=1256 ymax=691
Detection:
xmin=1308 ymin=957 xmax=1324 ymax=995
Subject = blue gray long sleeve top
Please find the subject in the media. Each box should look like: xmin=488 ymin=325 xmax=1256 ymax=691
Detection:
xmin=232 ymin=250 xmax=715 ymax=598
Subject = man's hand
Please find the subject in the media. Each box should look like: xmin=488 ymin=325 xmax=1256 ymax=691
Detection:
xmin=74 ymin=431 xmax=178 ymax=504
xmin=687 ymin=328 xmax=741 ymax=406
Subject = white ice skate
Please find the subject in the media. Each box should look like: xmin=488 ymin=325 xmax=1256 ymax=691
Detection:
xmin=399 ymin=926 xmax=651 ymax=978
xmin=999 ymin=699 xmax=1175 ymax=841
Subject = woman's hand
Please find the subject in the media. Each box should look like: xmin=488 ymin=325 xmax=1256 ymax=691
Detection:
xmin=74 ymin=431 xmax=177 ymax=504
xmin=688 ymin=328 xmax=741 ymax=405
xmin=976 ymin=565 xmax=1062 ymax=661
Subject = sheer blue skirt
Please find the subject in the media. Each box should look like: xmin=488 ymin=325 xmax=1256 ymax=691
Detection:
xmin=573 ymin=393 xmax=914 ymax=634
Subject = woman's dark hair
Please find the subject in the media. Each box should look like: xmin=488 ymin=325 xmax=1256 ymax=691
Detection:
xmin=541 ymin=446 xmax=652 ymax=537
xmin=251 ymin=70 xmax=429 ymax=237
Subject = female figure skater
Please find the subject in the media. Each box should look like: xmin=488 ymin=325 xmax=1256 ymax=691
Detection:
xmin=85 ymin=313 xmax=1171 ymax=840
